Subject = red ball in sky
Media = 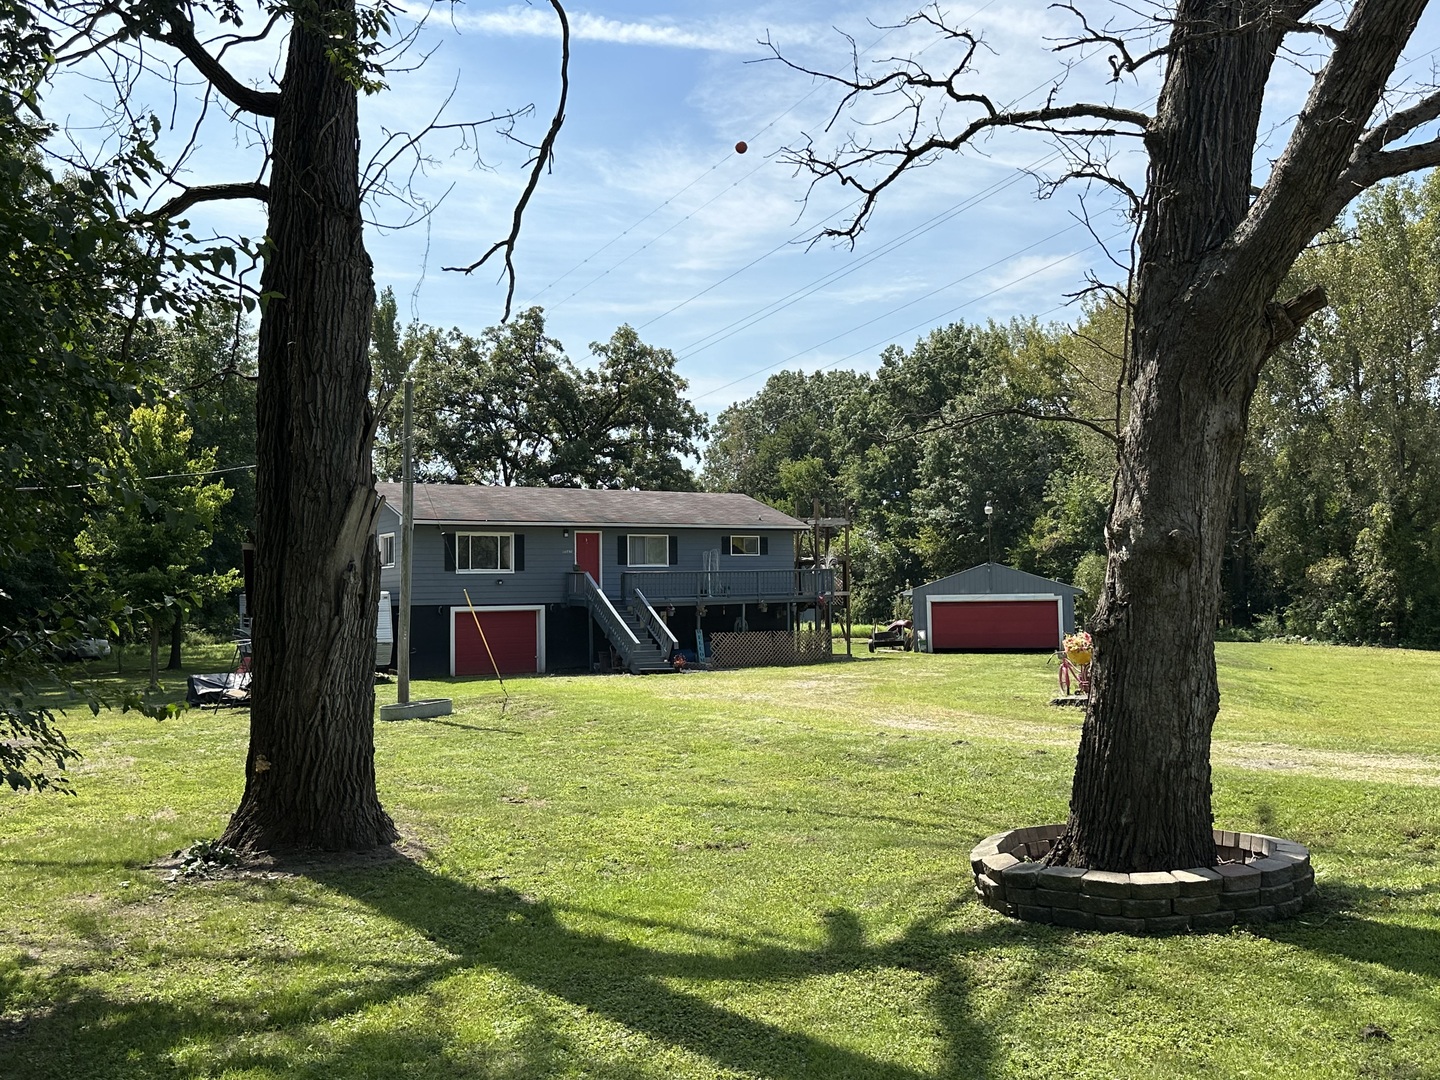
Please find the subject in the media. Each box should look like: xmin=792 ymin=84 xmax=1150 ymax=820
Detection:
xmin=734 ymin=140 xmax=748 ymax=154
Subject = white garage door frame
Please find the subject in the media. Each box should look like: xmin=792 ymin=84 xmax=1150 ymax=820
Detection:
xmin=449 ymin=604 xmax=546 ymax=675
xmin=923 ymin=593 xmax=1063 ymax=652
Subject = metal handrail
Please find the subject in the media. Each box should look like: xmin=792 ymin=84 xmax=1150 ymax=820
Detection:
xmin=569 ymin=571 xmax=639 ymax=671
xmin=631 ymin=587 xmax=679 ymax=651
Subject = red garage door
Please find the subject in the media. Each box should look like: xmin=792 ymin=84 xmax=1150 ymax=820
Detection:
xmin=930 ymin=599 xmax=1059 ymax=650
xmin=453 ymin=609 xmax=539 ymax=675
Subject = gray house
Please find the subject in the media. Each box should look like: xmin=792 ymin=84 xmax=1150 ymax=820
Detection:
xmin=910 ymin=563 xmax=1084 ymax=652
xmin=376 ymin=484 xmax=831 ymax=676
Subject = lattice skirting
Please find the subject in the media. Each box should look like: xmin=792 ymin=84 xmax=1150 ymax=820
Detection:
xmin=709 ymin=629 xmax=833 ymax=669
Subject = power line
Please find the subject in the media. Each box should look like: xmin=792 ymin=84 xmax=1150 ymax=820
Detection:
xmin=521 ymin=5 xmax=1016 ymax=312
xmin=15 ymin=463 xmax=256 ymax=493
xmin=675 ymin=158 xmax=1057 ymax=361
xmin=644 ymin=52 xmax=1131 ymax=351
xmin=696 ymin=227 xmax=1130 ymax=403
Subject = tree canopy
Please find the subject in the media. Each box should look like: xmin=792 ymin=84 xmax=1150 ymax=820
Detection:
xmin=400 ymin=308 xmax=707 ymax=490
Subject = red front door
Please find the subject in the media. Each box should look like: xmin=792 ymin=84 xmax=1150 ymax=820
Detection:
xmin=575 ymin=530 xmax=601 ymax=586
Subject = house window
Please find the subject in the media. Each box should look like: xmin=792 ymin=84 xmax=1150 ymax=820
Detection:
xmin=378 ymin=533 xmax=396 ymax=567
xmin=729 ymin=534 xmax=760 ymax=556
xmin=457 ymin=532 xmax=513 ymax=573
xmin=627 ymin=534 xmax=669 ymax=567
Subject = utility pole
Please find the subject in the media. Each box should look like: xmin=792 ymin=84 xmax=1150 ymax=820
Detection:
xmin=379 ymin=376 xmax=452 ymax=721
xmin=397 ymin=378 xmax=414 ymax=705
xmin=984 ymin=498 xmax=994 ymax=588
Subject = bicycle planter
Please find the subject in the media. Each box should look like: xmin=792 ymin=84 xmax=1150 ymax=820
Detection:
xmin=1058 ymin=632 xmax=1093 ymax=698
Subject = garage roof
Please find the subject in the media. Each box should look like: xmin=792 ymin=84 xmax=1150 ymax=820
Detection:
xmin=913 ymin=563 xmax=1086 ymax=596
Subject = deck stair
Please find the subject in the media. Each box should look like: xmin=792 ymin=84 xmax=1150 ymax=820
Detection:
xmin=568 ymin=572 xmax=677 ymax=674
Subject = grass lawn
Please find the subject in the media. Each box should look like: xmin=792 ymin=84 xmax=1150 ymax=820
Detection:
xmin=2 ymin=642 xmax=1437 ymax=1079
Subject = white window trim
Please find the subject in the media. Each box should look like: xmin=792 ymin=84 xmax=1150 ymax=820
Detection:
xmin=379 ymin=532 xmax=396 ymax=568
xmin=729 ymin=534 xmax=761 ymax=557
xmin=627 ymin=533 xmax=669 ymax=568
xmin=456 ymin=531 xmax=515 ymax=574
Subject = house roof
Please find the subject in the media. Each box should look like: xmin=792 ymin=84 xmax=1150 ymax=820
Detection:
xmin=376 ymin=483 xmax=808 ymax=530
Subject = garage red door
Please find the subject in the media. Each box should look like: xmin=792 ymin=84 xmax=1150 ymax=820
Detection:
xmin=453 ymin=609 xmax=539 ymax=675
xmin=930 ymin=599 xmax=1059 ymax=650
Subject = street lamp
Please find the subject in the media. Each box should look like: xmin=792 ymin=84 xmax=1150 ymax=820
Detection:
xmin=984 ymin=499 xmax=994 ymax=565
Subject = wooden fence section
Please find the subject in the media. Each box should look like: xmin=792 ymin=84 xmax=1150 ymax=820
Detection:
xmin=709 ymin=628 xmax=833 ymax=669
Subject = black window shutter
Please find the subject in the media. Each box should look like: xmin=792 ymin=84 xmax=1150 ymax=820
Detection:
xmin=443 ymin=532 xmax=456 ymax=572
xmin=617 ymin=536 xmax=628 ymax=566
xmin=514 ymin=534 xmax=525 ymax=572
xmin=669 ymin=535 xmax=679 ymax=566
xmin=722 ymin=535 xmax=730 ymax=555
xmin=760 ymin=536 xmax=769 ymax=555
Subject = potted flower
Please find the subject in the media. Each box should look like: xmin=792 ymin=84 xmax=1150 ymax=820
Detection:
xmin=1063 ymin=630 xmax=1093 ymax=667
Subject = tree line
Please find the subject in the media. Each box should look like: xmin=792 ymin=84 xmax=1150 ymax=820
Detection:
xmin=370 ymin=294 xmax=706 ymax=491
xmin=12 ymin=165 xmax=1434 ymax=727
xmin=701 ymin=174 xmax=1440 ymax=649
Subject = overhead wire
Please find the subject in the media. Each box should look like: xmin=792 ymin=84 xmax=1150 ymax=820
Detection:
xmin=15 ymin=463 xmax=257 ymax=492
xmin=694 ymin=227 xmax=1131 ymax=403
xmin=522 ymin=1 xmax=1007 ymax=312
xmin=673 ymin=154 xmax=1062 ymax=360
xmin=649 ymin=46 xmax=1137 ymax=354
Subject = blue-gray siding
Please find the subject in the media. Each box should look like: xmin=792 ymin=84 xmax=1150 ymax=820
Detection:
xmin=379 ymin=518 xmax=801 ymax=608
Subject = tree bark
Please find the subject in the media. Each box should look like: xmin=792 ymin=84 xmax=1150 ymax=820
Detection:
xmin=1053 ymin=0 xmax=1430 ymax=872
xmin=220 ymin=0 xmax=397 ymax=853
xmin=148 ymin=615 xmax=161 ymax=691
xmin=167 ymin=607 xmax=183 ymax=670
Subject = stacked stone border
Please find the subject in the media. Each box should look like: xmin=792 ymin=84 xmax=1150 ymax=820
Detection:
xmin=970 ymin=824 xmax=1315 ymax=933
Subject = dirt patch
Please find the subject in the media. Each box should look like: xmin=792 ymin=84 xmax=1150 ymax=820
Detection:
xmin=1213 ymin=741 xmax=1440 ymax=787
xmin=146 ymin=831 xmax=432 ymax=881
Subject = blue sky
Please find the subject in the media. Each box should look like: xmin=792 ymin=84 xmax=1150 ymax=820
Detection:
xmin=51 ymin=1 xmax=1440 ymax=421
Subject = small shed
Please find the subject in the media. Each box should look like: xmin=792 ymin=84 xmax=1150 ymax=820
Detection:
xmin=911 ymin=563 xmax=1084 ymax=652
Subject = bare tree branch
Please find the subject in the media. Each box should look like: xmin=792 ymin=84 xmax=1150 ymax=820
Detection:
xmin=158 ymin=10 xmax=280 ymax=117
xmin=443 ymin=0 xmax=570 ymax=321
xmin=911 ymin=404 xmax=1120 ymax=444
xmin=763 ymin=9 xmax=1151 ymax=245
xmin=152 ymin=181 xmax=269 ymax=221
xmin=1236 ymin=0 xmax=1430 ymax=279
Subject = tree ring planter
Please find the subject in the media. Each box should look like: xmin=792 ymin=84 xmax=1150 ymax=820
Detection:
xmin=970 ymin=824 xmax=1315 ymax=933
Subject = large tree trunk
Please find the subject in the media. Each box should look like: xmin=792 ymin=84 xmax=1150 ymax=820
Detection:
xmin=1053 ymin=0 xmax=1426 ymax=872
xmin=1053 ymin=1 xmax=1285 ymax=872
xmin=167 ymin=608 xmax=183 ymax=670
xmin=221 ymin=1 xmax=397 ymax=853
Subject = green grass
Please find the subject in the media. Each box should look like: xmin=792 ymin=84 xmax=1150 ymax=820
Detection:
xmin=2 ymin=643 xmax=1438 ymax=1079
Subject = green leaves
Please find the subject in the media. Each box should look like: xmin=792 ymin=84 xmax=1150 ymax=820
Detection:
xmin=390 ymin=308 xmax=707 ymax=491
xmin=1249 ymin=176 xmax=1440 ymax=646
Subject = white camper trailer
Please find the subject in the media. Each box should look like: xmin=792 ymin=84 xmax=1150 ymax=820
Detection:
xmin=377 ymin=591 xmax=394 ymax=670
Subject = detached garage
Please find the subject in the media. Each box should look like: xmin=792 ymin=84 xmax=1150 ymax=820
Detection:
xmin=912 ymin=564 xmax=1084 ymax=652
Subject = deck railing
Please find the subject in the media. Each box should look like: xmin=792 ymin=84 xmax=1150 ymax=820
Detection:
xmin=619 ymin=568 xmax=833 ymax=604
xmin=631 ymin=587 xmax=678 ymax=652
xmin=567 ymin=571 xmax=639 ymax=669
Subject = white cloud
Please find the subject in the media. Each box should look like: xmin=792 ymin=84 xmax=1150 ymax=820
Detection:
xmin=403 ymin=3 xmax=815 ymax=54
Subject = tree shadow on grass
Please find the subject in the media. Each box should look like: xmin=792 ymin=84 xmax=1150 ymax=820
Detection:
xmin=306 ymin=856 xmax=1009 ymax=1080
xmin=1 ymin=857 xmax=1086 ymax=1080
xmin=1265 ymin=879 xmax=1440 ymax=980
